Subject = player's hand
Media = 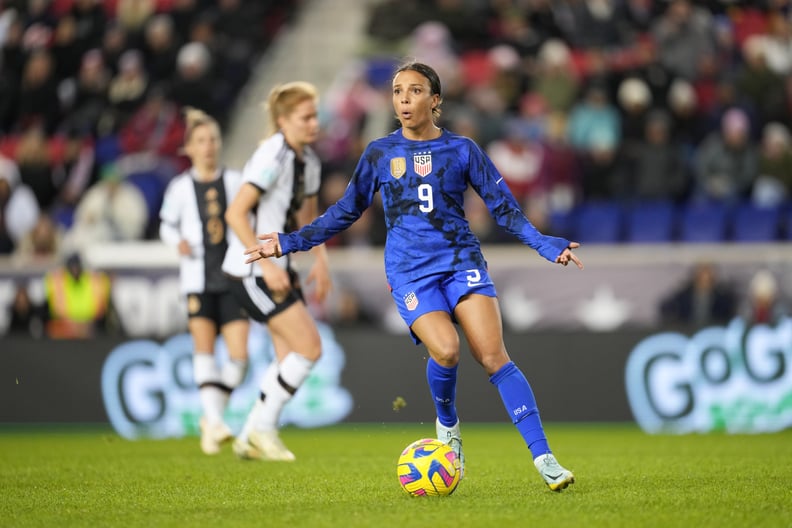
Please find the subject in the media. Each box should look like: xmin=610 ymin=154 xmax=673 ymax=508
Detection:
xmin=177 ymin=239 xmax=192 ymax=256
xmin=244 ymin=233 xmax=282 ymax=263
xmin=555 ymin=242 xmax=584 ymax=270
xmin=305 ymin=256 xmax=332 ymax=303
xmin=259 ymin=260 xmax=291 ymax=301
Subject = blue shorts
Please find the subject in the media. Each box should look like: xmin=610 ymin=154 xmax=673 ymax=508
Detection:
xmin=390 ymin=268 xmax=497 ymax=344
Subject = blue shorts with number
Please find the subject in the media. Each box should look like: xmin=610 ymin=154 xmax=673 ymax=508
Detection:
xmin=389 ymin=268 xmax=497 ymax=344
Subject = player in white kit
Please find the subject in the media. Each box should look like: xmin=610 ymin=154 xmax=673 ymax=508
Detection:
xmin=222 ymin=82 xmax=331 ymax=461
xmin=159 ymin=108 xmax=250 ymax=455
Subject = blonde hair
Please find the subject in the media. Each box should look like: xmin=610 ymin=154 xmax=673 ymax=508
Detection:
xmin=263 ymin=81 xmax=318 ymax=137
xmin=183 ymin=106 xmax=220 ymax=147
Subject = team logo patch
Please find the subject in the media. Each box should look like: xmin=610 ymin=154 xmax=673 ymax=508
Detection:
xmin=404 ymin=291 xmax=419 ymax=311
xmin=413 ymin=152 xmax=432 ymax=177
xmin=390 ymin=157 xmax=406 ymax=179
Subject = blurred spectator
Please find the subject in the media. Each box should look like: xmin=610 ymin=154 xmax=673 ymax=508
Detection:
xmin=567 ymin=82 xmax=621 ymax=152
xmin=405 ymin=21 xmax=461 ymax=100
xmin=1 ymin=10 xmax=27 ymax=80
xmin=0 ymin=155 xmax=40 ymax=254
xmin=537 ymin=112 xmax=582 ymax=216
xmin=621 ymin=109 xmax=690 ymax=202
xmin=13 ymin=214 xmax=62 ymax=265
xmin=557 ymin=0 xmax=626 ymax=50
xmin=760 ymin=10 xmax=792 ymax=76
xmin=532 ymin=39 xmax=579 ymax=114
xmin=168 ymin=41 xmax=222 ymax=122
xmin=735 ymin=35 xmax=786 ymax=127
xmin=617 ymin=76 xmax=653 ymax=147
xmin=486 ymin=118 xmax=544 ymax=204
xmin=667 ymin=78 xmax=708 ymax=158
xmin=170 ymin=0 xmax=199 ymax=44
xmin=6 ymin=281 xmax=47 ymax=338
xmin=61 ymin=162 xmax=148 ymax=252
xmin=106 ymin=49 xmax=149 ymax=132
xmin=116 ymin=84 xmax=185 ymax=176
xmin=567 ymin=83 xmax=622 ymax=199
xmin=488 ymin=6 xmax=546 ymax=58
xmin=651 ymin=0 xmax=717 ymax=80
xmin=142 ymin=14 xmax=179 ymax=85
xmin=51 ymin=15 xmax=83 ymax=82
xmin=693 ymin=107 xmax=759 ymax=202
xmin=660 ymin=261 xmax=737 ymax=326
xmin=43 ymin=252 xmax=113 ymax=339
xmin=69 ymin=0 xmax=107 ymax=53
xmin=100 ymin=21 xmax=130 ymax=78
xmin=740 ymin=268 xmax=787 ymax=324
xmin=752 ymin=122 xmax=792 ymax=207
xmin=365 ymin=0 xmax=421 ymax=46
xmin=16 ymin=49 xmax=61 ymax=134
xmin=59 ymin=48 xmax=110 ymax=137
xmin=115 ymin=0 xmax=156 ymax=39
xmin=14 ymin=125 xmax=60 ymax=210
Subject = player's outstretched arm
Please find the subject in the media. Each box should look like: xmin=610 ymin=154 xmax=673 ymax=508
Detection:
xmin=555 ymin=241 xmax=584 ymax=269
xmin=244 ymin=233 xmax=282 ymax=263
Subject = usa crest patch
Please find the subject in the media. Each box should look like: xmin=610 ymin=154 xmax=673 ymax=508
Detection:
xmin=413 ymin=152 xmax=432 ymax=177
xmin=404 ymin=291 xmax=419 ymax=311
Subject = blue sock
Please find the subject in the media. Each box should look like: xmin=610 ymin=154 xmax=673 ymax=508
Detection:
xmin=490 ymin=361 xmax=551 ymax=459
xmin=426 ymin=358 xmax=458 ymax=427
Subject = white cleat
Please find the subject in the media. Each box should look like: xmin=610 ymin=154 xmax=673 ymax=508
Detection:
xmin=232 ymin=436 xmax=261 ymax=460
xmin=199 ymin=418 xmax=233 ymax=455
xmin=534 ymin=453 xmax=575 ymax=492
xmin=247 ymin=430 xmax=296 ymax=461
xmin=436 ymin=418 xmax=465 ymax=479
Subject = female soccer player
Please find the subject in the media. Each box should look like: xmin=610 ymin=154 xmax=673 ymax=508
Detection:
xmin=221 ymin=81 xmax=331 ymax=461
xmin=243 ymin=62 xmax=581 ymax=490
xmin=159 ymin=108 xmax=250 ymax=455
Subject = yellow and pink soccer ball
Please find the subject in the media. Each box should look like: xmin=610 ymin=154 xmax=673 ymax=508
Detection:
xmin=397 ymin=438 xmax=461 ymax=497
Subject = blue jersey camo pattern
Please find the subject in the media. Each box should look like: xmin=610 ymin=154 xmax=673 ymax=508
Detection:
xmin=280 ymin=129 xmax=570 ymax=285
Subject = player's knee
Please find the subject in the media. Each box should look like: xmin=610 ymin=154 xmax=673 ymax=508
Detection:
xmin=302 ymin=335 xmax=323 ymax=362
xmin=430 ymin=338 xmax=460 ymax=366
xmin=478 ymin=353 xmax=509 ymax=376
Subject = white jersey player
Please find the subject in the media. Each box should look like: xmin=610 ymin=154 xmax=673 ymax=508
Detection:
xmin=159 ymin=108 xmax=250 ymax=456
xmin=223 ymin=81 xmax=331 ymax=461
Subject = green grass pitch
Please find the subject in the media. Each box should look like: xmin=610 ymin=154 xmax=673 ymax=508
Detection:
xmin=1 ymin=423 xmax=790 ymax=528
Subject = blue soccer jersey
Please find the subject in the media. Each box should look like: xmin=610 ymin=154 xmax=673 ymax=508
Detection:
xmin=279 ymin=128 xmax=570 ymax=286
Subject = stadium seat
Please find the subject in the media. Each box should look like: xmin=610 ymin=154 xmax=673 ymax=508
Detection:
xmin=678 ymin=201 xmax=730 ymax=242
xmin=572 ymin=201 xmax=623 ymax=243
xmin=731 ymin=203 xmax=781 ymax=242
xmin=624 ymin=200 xmax=676 ymax=243
xmin=547 ymin=208 xmax=576 ymax=240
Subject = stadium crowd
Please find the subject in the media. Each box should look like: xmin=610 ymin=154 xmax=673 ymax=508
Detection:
xmin=5 ymin=0 xmax=792 ymax=257
xmin=0 ymin=0 xmax=299 ymax=259
xmin=315 ymin=0 xmax=792 ymax=246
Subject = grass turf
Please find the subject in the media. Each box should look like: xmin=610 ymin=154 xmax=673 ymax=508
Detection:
xmin=1 ymin=423 xmax=790 ymax=528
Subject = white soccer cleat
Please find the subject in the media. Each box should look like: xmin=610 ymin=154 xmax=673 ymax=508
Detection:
xmin=534 ymin=453 xmax=575 ymax=491
xmin=232 ymin=437 xmax=261 ymax=460
xmin=199 ymin=418 xmax=233 ymax=455
xmin=436 ymin=418 xmax=465 ymax=479
xmin=247 ymin=430 xmax=296 ymax=461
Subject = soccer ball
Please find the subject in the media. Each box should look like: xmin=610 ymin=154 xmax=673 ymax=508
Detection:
xmin=397 ymin=438 xmax=461 ymax=497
